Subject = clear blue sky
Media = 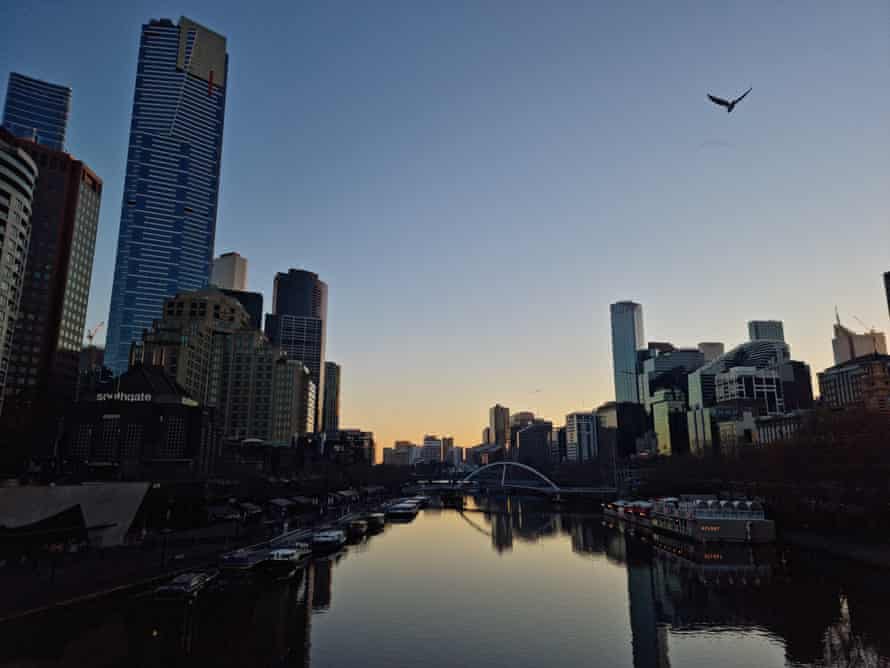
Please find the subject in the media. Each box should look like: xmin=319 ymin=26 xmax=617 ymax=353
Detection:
xmin=3 ymin=1 xmax=889 ymax=448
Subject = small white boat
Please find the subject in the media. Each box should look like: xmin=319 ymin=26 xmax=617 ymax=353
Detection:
xmin=311 ymin=529 xmax=347 ymax=552
xmin=262 ymin=544 xmax=311 ymax=579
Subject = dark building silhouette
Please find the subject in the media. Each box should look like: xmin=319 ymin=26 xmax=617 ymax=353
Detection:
xmin=323 ymin=361 xmax=340 ymax=432
xmin=2 ymin=130 xmax=102 ymax=406
xmin=265 ymin=269 xmax=327 ymax=430
xmin=2 ymin=73 xmax=71 ymax=151
xmin=221 ymin=288 xmax=263 ymax=330
xmin=63 ymin=364 xmax=220 ymax=480
xmin=515 ymin=420 xmax=553 ymax=470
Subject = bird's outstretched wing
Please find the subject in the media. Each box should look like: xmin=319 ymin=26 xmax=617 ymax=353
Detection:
xmin=708 ymin=94 xmax=731 ymax=108
xmin=732 ymin=87 xmax=752 ymax=105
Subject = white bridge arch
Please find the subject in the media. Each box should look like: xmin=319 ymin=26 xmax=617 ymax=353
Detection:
xmin=462 ymin=461 xmax=560 ymax=492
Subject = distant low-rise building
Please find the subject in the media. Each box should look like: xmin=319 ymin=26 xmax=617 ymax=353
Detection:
xmin=325 ymin=429 xmax=375 ymax=466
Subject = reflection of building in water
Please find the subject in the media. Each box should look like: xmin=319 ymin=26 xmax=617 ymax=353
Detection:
xmin=491 ymin=512 xmax=513 ymax=552
xmin=312 ymin=557 xmax=334 ymax=610
xmin=569 ymin=518 xmax=607 ymax=556
xmin=625 ymin=540 xmax=671 ymax=668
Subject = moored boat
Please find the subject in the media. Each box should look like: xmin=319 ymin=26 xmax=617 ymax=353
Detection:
xmin=261 ymin=545 xmax=311 ymax=579
xmin=219 ymin=548 xmax=268 ymax=572
xmin=311 ymin=529 xmax=347 ymax=552
xmin=154 ymin=570 xmax=219 ymax=599
xmin=650 ymin=496 xmax=775 ymax=544
xmin=385 ymin=501 xmax=420 ymax=521
xmin=362 ymin=512 xmax=386 ymax=532
xmin=347 ymin=519 xmax=368 ymax=538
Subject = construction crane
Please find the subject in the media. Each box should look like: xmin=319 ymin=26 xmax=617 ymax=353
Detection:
xmin=86 ymin=321 xmax=104 ymax=347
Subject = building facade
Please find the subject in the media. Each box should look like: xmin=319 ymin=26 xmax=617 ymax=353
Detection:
xmin=211 ymin=251 xmax=246 ymax=290
xmin=0 ymin=133 xmax=38 ymax=413
xmin=818 ymin=354 xmax=890 ymax=412
xmin=420 ymin=435 xmax=443 ymax=463
xmin=565 ymin=411 xmax=598 ymax=462
xmin=651 ymin=389 xmax=689 ymax=456
xmin=516 ymin=421 xmax=553 ymax=470
xmin=2 ymin=73 xmax=71 ymax=151
xmin=323 ymin=361 xmax=340 ymax=432
xmin=832 ymin=318 xmax=886 ymax=365
xmin=63 ymin=364 xmax=220 ymax=480
xmin=748 ymin=320 xmax=785 ymax=342
xmin=106 ymin=17 xmax=228 ymax=374
xmin=130 ymin=288 xmax=250 ymax=406
xmin=265 ymin=269 xmax=327 ymax=429
xmin=714 ymin=366 xmax=784 ymax=414
xmin=610 ymin=301 xmax=645 ymax=404
xmin=220 ymin=288 xmax=262 ymax=330
xmin=489 ymin=404 xmax=510 ymax=447
xmin=3 ymin=131 xmax=102 ymax=404
xmin=697 ymin=342 xmax=725 ymax=363
xmin=222 ymin=329 xmax=315 ymax=441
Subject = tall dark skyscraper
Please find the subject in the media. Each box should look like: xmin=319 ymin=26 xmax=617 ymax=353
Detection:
xmin=884 ymin=271 xmax=890 ymax=322
xmin=610 ymin=301 xmax=645 ymax=404
xmin=323 ymin=361 xmax=340 ymax=433
xmin=2 ymin=131 xmax=102 ymax=404
xmin=0 ymin=133 xmax=38 ymax=415
xmin=2 ymin=73 xmax=71 ymax=151
xmin=488 ymin=404 xmax=510 ymax=447
xmin=105 ymin=17 xmax=228 ymax=374
xmin=265 ymin=269 xmax=328 ymax=430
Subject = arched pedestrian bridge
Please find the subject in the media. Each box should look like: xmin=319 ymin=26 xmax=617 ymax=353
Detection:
xmin=407 ymin=461 xmax=617 ymax=501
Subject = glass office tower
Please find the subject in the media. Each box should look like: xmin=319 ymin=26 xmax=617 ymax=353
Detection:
xmin=105 ymin=17 xmax=228 ymax=373
xmin=610 ymin=301 xmax=645 ymax=403
xmin=2 ymin=73 xmax=71 ymax=151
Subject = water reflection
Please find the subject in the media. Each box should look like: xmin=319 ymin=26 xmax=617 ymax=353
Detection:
xmin=1 ymin=496 xmax=889 ymax=668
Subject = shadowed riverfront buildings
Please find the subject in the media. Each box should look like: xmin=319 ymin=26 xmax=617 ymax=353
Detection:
xmin=2 ymin=73 xmax=71 ymax=151
xmin=105 ymin=16 xmax=228 ymax=374
xmin=265 ymin=269 xmax=328 ymax=431
xmin=323 ymin=361 xmax=340 ymax=432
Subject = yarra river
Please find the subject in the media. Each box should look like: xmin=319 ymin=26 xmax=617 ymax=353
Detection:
xmin=1 ymin=496 xmax=889 ymax=668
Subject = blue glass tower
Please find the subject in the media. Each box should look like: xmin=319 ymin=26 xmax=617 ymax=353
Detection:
xmin=610 ymin=301 xmax=645 ymax=404
xmin=106 ymin=17 xmax=228 ymax=373
xmin=2 ymin=73 xmax=71 ymax=151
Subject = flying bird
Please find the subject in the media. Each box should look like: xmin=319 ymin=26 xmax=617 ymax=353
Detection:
xmin=707 ymin=87 xmax=752 ymax=113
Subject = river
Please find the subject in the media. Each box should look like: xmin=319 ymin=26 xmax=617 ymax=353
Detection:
xmin=2 ymin=495 xmax=889 ymax=667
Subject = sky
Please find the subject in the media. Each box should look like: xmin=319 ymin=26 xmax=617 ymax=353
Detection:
xmin=2 ymin=1 xmax=889 ymax=452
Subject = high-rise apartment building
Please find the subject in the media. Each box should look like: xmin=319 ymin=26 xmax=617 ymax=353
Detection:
xmin=488 ymin=404 xmax=510 ymax=447
xmin=748 ymin=320 xmax=785 ymax=342
xmin=106 ymin=17 xmax=228 ymax=374
xmin=211 ymin=251 xmax=247 ymax=291
xmin=2 ymin=131 xmax=102 ymax=404
xmin=130 ymin=288 xmax=250 ymax=405
xmin=651 ymin=389 xmax=689 ymax=456
xmin=220 ymin=288 xmax=262 ymax=330
xmin=222 ymin=330 xmax=315 ymax=441
xmin=2 ymin=73 xmax=71 ymax=151
xmin=323 ymin=361 xmax=340 ymax=432
xmin=832 ymin=316 xmax=886 ymax=365
xmin=0 ymin=134 xmax=38 ymax=413
xmin=610 ymin=301 xmax=645 ymax=403
xmin=565 ymin=411 xmax=598 ymax=462
xmin=265 ymin=269 xmax=327 ymax=430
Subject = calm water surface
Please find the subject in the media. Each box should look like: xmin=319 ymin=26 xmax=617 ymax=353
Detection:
xmin=2 ymin=496 xmax=889 ymax=668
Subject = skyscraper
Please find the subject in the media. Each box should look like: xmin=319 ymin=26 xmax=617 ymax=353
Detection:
xmin=323 ymin=361 xmax=340 ymax=433
xmin=211 ymin=251 xmax=247 ymax=290
xmin=0 ymin=134 xmax=38 ymax=414
xmin=488 ymin=404 xmax=510 ymax=447
xmin=105 ymin=17 xmax=228 ymax=374
xmin=265 ymin=269 xmax=328 ymax=429
xmin=832 ymin=315 xmax=887 ymax=365
xmin=884 ymin=272 xmax=890 ymax=322
xmin=610 ymin=301 xmax=645 ymax=403
xmin=2 ymin=73 xmax=71 ymax=151
xmin=2 ymin=131 xmax=103 ymax=404
xmin=748 ymin=320 xmax=785 ymax=342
